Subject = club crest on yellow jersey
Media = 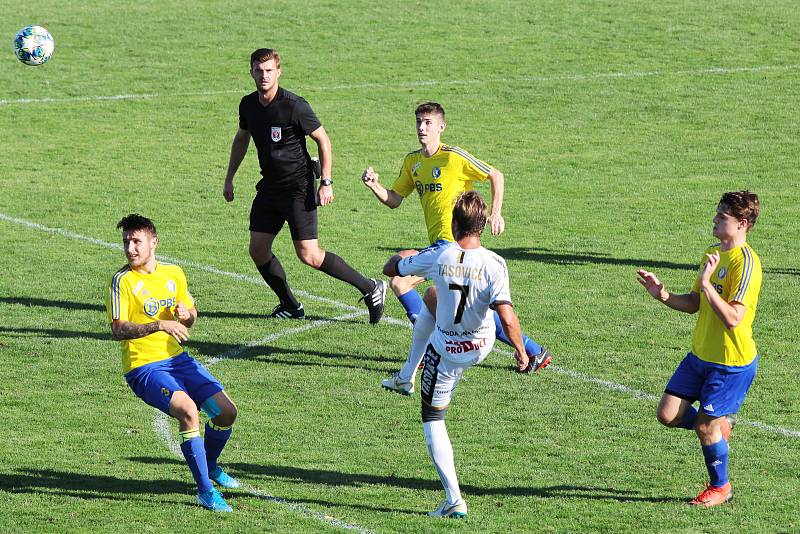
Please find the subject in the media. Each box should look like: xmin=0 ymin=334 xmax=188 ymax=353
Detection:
xmin=143 ymin=296 xmax=176 ymax=316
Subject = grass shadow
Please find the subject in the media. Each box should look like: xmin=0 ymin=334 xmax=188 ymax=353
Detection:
xmin=0 ymin=467 xmax=191 ymax=505
xmin=376 ymin=246 xmax=797 ymax=276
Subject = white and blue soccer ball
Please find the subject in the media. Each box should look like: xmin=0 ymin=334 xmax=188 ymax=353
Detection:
xmin=13 ymin=25 xmax=55 ymax=66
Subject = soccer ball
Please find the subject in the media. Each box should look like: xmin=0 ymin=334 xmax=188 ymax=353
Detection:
xmin=13 ymin=25 xmax=54 ymax=66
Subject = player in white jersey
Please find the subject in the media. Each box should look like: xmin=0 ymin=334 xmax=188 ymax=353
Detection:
xmin=383 ymin=191 xmax=528 ymax=519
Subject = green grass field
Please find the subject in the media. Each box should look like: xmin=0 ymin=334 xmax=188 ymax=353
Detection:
xmin=2 ymin=1 xmax=799 ymax=531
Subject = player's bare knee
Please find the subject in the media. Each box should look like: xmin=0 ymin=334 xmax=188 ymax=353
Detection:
xmin=298 ymin=251 xmax=322 ymax=268
xmin=173 ymin=406 xmax=199 ymax=428
xmin=216 ymin=402 xmax=238 ymax=427
xmin=656 ymin=409 xmax=680 ymax=427
xmin=249 ymin=245 xmax=270 ymax=264
xmin=694 ymin=419 xmax=715 ymax=440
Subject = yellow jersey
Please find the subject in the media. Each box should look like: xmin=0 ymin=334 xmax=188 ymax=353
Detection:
xmin=391 ymin=144 xmax=493 ymax=244
xmin=107 ymin=262 xmax=195 ymax=373
xmin=691 ymin=243 xmax=762 ymax=367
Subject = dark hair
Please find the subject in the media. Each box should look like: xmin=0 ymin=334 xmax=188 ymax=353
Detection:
xmin=116 ymin=214 xmax=157 ymax=236
xmin=452 ymin=191 xmax=487 ymax=239
xmin=719 ymin=190 xmax=760 ymax=230
xmin=415 ymin=101 xmax=445 ymax=120
xmin=250 ymin=48 xmax=281 ymax=68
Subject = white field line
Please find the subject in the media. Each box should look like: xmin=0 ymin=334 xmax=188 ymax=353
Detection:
xmin=2 ymin=64 xmax=799 ymax=106
xmin=3 ymin=210 xmax=799 ymax=438
xmin=154 ymin=312 xmax=374 ymax=533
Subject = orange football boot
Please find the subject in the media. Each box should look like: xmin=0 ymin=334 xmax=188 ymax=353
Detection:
xmin=689 ymin=482 xmax=733 ymax=507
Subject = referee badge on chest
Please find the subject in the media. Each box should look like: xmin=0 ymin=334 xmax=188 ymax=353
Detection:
xmin=271 ymin=126 xmax=282 ymax=142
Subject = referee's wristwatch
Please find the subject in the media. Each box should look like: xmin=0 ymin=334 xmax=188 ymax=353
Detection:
xmin=320 ymin=178 xmax=333 ymax=186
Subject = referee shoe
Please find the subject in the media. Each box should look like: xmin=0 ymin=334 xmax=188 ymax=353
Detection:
xmin=360 ymin=279 xmax=386 ymax=324
xmin=269 ymin=303 xmax=305 ymax=319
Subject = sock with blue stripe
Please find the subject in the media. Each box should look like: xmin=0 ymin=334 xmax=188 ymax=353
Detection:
xmin=397 ymin=290 xmax=424 ymax=323
xmin=179 ymin=430 xmax=213 ymax=493
xmin=204 ymin=422 xmax=233 ymax=473
xmin=493 ymin=311 xmax=542 ymax=356
xmin=701 ymin=438 xmax=729 ymax=487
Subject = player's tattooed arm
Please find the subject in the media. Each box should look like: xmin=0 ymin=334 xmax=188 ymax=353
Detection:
xmin=111 ymin=319 xmax=190 ymax=343
xmin=111 ymin=320 xmax=161 ymax=340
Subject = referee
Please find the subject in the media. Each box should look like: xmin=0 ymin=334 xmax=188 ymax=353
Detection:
xmin=223 ymin=48 xmax=385 ymax=323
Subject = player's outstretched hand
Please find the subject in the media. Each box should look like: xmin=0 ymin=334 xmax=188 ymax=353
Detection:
xmin=223 ymin=181 xmax=234 ymax=202
xmin=361 ymin=167 xmax=379 ymax=186
xmin=487 ymin=212 xmax=505 ymax=235
xmin=636 ymin=269 xmax=667 ymax=301
xmin=159 ymin=320 xmax=190 ymax=343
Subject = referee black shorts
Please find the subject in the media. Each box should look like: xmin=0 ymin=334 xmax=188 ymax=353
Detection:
xmin=249 ymin=188 xmax=318 ymax=241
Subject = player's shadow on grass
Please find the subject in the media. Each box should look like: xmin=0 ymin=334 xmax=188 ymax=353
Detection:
xmin=0 ymin=296 xmax=305 ymax=320
xmin=378 ymin=246 xmax=799 ymax=276
xmin=130 ymin=457 xmax=681 ymax=512
xmin=224 ymin=463 xmax=683 ymax=504
xmin=0 ymin=467 xmax=194 ymax=506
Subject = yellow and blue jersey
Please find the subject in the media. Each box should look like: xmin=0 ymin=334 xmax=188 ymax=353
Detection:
xmin=391 ymin=144 xmax=493 ymax=244
xmin=106 ymin=262 xmax=195 ymax=373
xmin=691 ymin=243 xmax=762 ymax=367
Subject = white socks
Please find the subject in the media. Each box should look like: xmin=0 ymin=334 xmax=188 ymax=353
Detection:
xmin=398 ymin=306 xmax=435 ymax=382
xmin=423 ymin=420 xmax=463 ymax=505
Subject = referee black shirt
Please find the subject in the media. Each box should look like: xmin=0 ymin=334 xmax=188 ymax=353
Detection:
xmin=239 ymin=87 xmax=322 ymax=192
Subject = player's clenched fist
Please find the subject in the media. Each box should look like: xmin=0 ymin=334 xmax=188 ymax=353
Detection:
xmin=361 ymin=167 xmax=379 ymax=185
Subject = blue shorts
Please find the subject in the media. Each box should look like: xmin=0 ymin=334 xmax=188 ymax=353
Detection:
xmin=125 ymin=352 xmax=224 ymax=416
xmin=665 ymin=352 xmax=758 ymax=417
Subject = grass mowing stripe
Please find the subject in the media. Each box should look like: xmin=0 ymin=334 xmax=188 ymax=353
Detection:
xmin=2 ymin=63 xmax=799 ymax=106
xmin=152 ymin=312 xmax=375 ymax=532
xmin=153 ymin=415 xmax=374 ymax=533
xmin=206 ymin=311 xmax=366 ymax=365
xmin=4 ymin=211 xmax=799 ymax=440
xmin=0 ymin=211 xmax=408 ymax=325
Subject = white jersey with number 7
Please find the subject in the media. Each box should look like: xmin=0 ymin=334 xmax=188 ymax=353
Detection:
xmin=397 ymin=242 xmax=512 ymax=365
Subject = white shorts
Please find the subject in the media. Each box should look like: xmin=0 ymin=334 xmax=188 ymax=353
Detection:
xmin=419 ymin=343 xmax=489 ymax=408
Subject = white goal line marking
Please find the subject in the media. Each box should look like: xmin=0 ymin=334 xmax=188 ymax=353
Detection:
xmin=3 ymin=211 xmax=797 ymax=438
xmin=1 ymin=64 xmax=798 ymax=106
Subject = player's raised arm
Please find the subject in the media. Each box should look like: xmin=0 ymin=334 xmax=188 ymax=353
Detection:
xmin=636 ymin=269 xmax=700 ymax=313
xmin=362 ymin=167 xmax=403 ymax=208
xmin=223 ymin=127 xmax=251 ymax=202
xmin=486 ymin=168 xmax=506 ymax=235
